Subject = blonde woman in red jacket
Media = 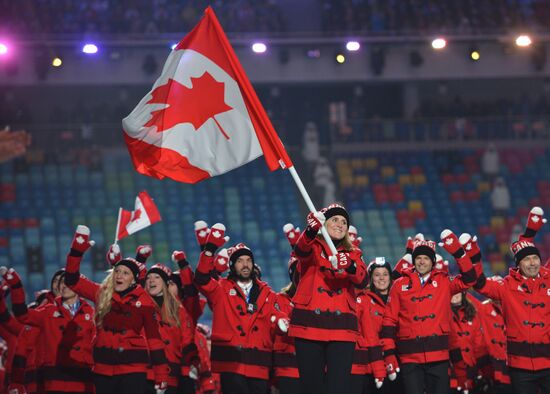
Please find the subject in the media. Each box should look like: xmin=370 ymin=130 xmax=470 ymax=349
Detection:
xmin=288 ymin=204 xmax=367 ymax=394
xmin=64 ymin=226 xmax=169 ymax=394
xmin=144 ymin=263 xmax=196 ymax=394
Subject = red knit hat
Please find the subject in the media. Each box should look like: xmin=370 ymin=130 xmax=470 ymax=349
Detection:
xmin=114 ymin=258 xmax=141 ymax=281
xmin=228 ymin=243 xmax=254 ymax=266
xmin=321 ymin=203 xmax=350 ymax=224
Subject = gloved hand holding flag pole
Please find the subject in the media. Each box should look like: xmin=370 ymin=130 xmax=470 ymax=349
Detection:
xmin=122 ymin=7 xmax=339 ymax=266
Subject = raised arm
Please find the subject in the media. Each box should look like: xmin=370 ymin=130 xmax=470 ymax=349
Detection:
xmin=64 ymin=225 xmax=100 ymax=301
xmin=438 ymin=230 xmax=476 ymax=294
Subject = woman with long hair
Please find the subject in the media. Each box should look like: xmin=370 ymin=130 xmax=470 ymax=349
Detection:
xmin=144 ymin=263 xmax=197 ymax=394
xmin=449 ymin=291 xmax=483 ymax=393
xmin=64 ymin=225 xmax=169 ymax=394
xmin=288 ymin=203 xmax=367 ymax=394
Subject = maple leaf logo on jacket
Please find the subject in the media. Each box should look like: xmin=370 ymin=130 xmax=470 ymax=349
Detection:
xmin=145 ymin=73 xmax=233 ymax=138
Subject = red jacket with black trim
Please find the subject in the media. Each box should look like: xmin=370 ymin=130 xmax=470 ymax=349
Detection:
xmin=0 ymin=294 xmax=23 ymax=388
xmin=449 ymin=304 xmax=483 ymax=390
xmin=194 ymin=253 xmax=285 ymax=380
xmin=477 ymin=300 xmax=510 ymax=384
xmin=289 ymin=233 xmax=367 ymax=342
xmin=178 ymin=266 xmax=203 ymax=326
xmin=381 ymin=256 xmax=476 ymax=365
xmin=65 ymin=255 xmax=169 ymax=382
xmin=272 ymin=292 xmax=299 ymax=380
xmin=195 ymin=328 xmax=220 ymax=394
xmin=11 ymin=293 xmax=95 ymax=393
xmin=10 ymin=324 xmax=40 ymax=393
xmin=147 ymin=302 xmax=196 ymax=388
xmin=474 ymin=266 xmax=550 ymax=371
xmin=352 ymin=290 xmax=386 ymax=379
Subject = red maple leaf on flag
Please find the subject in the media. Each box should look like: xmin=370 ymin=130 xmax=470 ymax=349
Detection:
xmin=144 ymin=71 xmax=233 ymax=138
xmin=130 ymin=209 xmax=142 ymax=223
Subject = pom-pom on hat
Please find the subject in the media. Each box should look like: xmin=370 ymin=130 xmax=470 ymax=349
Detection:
xmin=321 ymin=203 xmax=350 ymax=225
xmin=510 ymin=240 xmax=540 ymax=266
xmin=367 ymin=257 xmax=392 ymax=278
xmin=147 ymin=263 xmax=172 ymax=285
xmin=411 ymin=240 xmax=437 ymax=264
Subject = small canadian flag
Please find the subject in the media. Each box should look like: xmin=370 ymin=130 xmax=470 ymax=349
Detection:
xmin=117 ymin=191 xmax=161 ymax=241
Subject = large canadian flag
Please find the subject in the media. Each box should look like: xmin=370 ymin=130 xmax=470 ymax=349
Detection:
xmin=117 ymin=191 xmax=161 ymax=240
xmin=122 ymin=7 xmax=293 ymax=183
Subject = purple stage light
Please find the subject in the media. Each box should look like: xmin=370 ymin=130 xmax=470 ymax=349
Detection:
xmin=82 ymin=43 xmax=98 ymax=54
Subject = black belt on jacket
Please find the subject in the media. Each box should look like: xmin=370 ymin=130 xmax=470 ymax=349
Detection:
xmin=273 ymin=352 xmax=298 ymax=368
xmin=397 ymin=335 xmax=449 ymax=355
xmin=93 ymin=347 xmax=150 ymax=365
xmin=352 ymin=349 xmax=369 ymax=365
xmin=291 ymin=308 xmax=358 ymax=331
xmin=211 ymin=345 xmax=272 ymax=368
xmin=507 ymin=341 xmax=550 ymax=358
xmin=39 ymin=366 xmax=93 ymax=382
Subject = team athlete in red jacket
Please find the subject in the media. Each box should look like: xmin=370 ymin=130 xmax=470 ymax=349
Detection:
xmin=144 ymin=263 xmax=196 ymax=394
xmin=381 ymin=230 xmax=477 ymax=394
xmin=288 ymin=204 xmax=367 ymax=394
xmin=351 ymin=257 xmax=391 ymax=394
xmin=193 ymin=223 xmax=288 ymax=394
xmin=472 ymin=207 xmax=550 ymax=394
xmin=448 ymin=292 xmax=483 ymax=394
xmin=64 ymin=225 xmax=169 ymax=394
xmin=3 ymin=269 xmax=96 ymax=394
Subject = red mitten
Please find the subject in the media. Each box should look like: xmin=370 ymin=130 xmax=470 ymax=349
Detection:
xmin=371 ymin=359 xmax=386 ymax=382
xmin=385 ymin=355 xmax=400 ymax=380
xmin=394 ymin=254 xmax=412 ymax=275
xmin=135 ymin=245 xmax=152 ymax=264
xmin=348 ymin=225 xmax=362 ymax=248
xmin=194 ymin=220 xmax=210 ymax=251
xmin=106 ymin=244 xmax=121 ymax=266
xmin=414 ymin=233 xmax=425 ymax=242
xmin=434 ymin=254 xmax=449 ymax=272
xmin=70 ymin=225 xmax=95 ymax=256
xmin=520 ymin=206 xmax=547 ymax=241
xmin=154 ymin=381 xmax=167 ymax=394
xmin=329 ymin=252 xmax=355 ymax=274
xmin=405 ymin=236 xmax=414 ymax=254
xmin=171 ymin=250 xmax=189 ymax=269
xmin=283 ymin=223 xmax=301 ymax=248
xmin=203 ymin=223 xmax=229 ymax=256
xmin=2 ymin=268 xmax=22 ymax=289
xmin=136 ymin=261 xmax=147 ymax=283
xmin=306 ymin=211 xmax=325 ymax=233
xmin=213 ymin=249 xmax=229 ymax=273
xmin=459 ymin=233 xmax=482 ymax=264
xmin=439 ymin=229 xmax=465 ymax=259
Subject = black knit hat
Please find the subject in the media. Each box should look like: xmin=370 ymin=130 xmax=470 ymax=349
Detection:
xmin=114 ymin=258 xmax=140 ymax=281
xmin=50 ymin=269 xmax=65 ymax=291
xmin=368 ymin=257 xmax=392 ymax=279
xmin=322 ymin=203 xmax=350 ymax=225
xmin=511 ymin=240 xmax=541 ymax=266
xmin=228 ymin=243 xmax=255 ymax=266
xmin=146 ymin=263 xmax=172 ymax=285
xmin=411 ymin=240 xmax=437 ymax=264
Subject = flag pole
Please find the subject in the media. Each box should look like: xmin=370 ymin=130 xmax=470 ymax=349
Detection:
xmin=114 ymin=208 xmax=122 ymax=245
xmin=287 ymin=165 xmax=338 ymax=268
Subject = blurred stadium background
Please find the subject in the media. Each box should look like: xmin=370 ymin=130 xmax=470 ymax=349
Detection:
xmin=1 ymin=0 xmax=550 ymax=316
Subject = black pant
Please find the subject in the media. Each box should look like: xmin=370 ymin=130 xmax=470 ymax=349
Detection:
xmin=400 ymin=361 xmax=450 ymax=394
xmin=350 ymin=373 xmax=376 ymax=394
xmin=178 ymin=375 xmax=196 ymax=393
xmin=509 ymin=367 xmax=550 ymax=394
xmin=94 ymin=373 xmax=147 ymax=394
xmin=220 ymin=372 xmax=268 ymax=394
xmin=278 ymin=376 xmax=302 ymax=394
xmin=294 ymin=338 xmax=355 ymax=394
